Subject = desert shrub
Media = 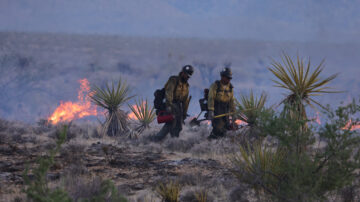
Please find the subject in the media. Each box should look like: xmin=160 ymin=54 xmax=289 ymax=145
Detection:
xmin=79 ymin=179 xmax=127 ymax=202
xmin=155 ymin=180 xmax=181 ymax=202
xmin=180 ymin=189 xmax=211 ymax=202
xmin=194 ymin=189 xmax=208 ymax=202
xmin=64 ymin=175 xmax=127 ymax=202
xmin=165 ymin=139 xmax=196 ymax=153
xmin=60 ymin=142 xmax=86 ymax=165
xmin=128 ymin=98 xmax=156 ymax=134
xmin=231 ymin=99 xmax=360 ymax=201
xmin=231 ymin=142 xmax=286 ymax=197
xmin=228 ymin=185 xmax=250 ymax=202
xmin=268 ymin=53 xmax=339 ymax=122
xmin=234 ymin=90 xmax=270 ymax=147
xmin=23 ymin=125 xmax=127 ymax=202
xmin=235 ymin=90 xmax=267 ymax=127
xmin=89 ymin=78 xmax=134 ymax=137
xmin=23 ymin=125 xmax=72 ymax=202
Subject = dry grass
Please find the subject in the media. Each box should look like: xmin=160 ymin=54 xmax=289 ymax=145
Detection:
xmin=155 ymin=180 xmax=181 ymax=202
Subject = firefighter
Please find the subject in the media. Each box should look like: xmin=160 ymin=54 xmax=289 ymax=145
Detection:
xmin=152 ymin=65 xmax=194 ymax=141
xmin=207 ymin=67 xmax=235 ymax=139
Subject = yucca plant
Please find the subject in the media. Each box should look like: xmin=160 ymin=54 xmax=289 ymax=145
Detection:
xmin=155 ymin=180 xmax=181 ymax=202
xmin=231 ymin=142 xmax=286 ymax=197
xmin=89 ymin=79 xmax=134 ymax=136
xmin=236 ymin=90 xmax=267 ymax=127
xmin=269 ymin=53 xmax=339 ymax=121
xmin=128 ymin=98 xmax=156 ymax=134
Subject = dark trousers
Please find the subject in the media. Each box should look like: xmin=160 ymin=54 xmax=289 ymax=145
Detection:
xmin=209 ymin=101 xmax=230 ymax=139
xmin=154 ymin=102 xmax=183 ymax=141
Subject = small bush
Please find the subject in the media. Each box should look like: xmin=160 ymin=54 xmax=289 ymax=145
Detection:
xmin=155 ymin=180 xmax=181 ymax=202
xmin=77 ymin=178 xmax=127 ymax=202
xmin=23 ymin=124 xmax=127 ymax=202
xmin=195 ymin=189 xmax=208 ymax=202
xmin=231 ymin=142 xmax=286 ymax=196
xmin=89 ymin=78 xmax=134 ymax=137
xmin=231 ymin=98 xmax=360 ymax=201
xmin=23 ymin=125 xmax=72 ymax=202
xmin=128 ymin=98 xmax=156 ymax=134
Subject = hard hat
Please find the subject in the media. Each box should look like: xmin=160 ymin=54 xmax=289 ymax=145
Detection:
xmin=220 ymin=67 xmax=232 ymax=79
xmin=182 ymin=65 xmax=194 ymax=76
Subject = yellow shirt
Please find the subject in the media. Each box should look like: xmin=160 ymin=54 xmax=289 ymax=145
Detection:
xmin=208 ymin=81 xmax=235 ymax=112
xmin=164 ymin=76 xmax=189 ymax=106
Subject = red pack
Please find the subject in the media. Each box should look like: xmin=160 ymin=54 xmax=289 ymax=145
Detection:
xmin=157 ymin=110 xmax=174 ymax=124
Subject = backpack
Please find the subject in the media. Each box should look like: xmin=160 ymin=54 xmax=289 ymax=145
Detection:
xmin=153 ymin=76 xmax=180 ymax=112
xmin=154 ymin=88 xmax=166 ymax=111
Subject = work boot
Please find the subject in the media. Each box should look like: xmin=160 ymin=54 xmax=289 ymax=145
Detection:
xmin=207 ymin=133 xmax=219 ymax=141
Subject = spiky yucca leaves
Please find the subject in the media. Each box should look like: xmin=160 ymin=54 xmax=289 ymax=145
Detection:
xmin=128 ymin=98 xmax=156 ymax=134
xmin=269 ymin=53 xmax=339 ymax=121
xmin=89 ymin=79 xmax=134 ymax=136
xmin=155 ymin=180 xmax=181 ymax=202
xmin=236 ymin=90 xmax=267 ymax=126
xmin=231 ymin=142 xmax=286 ymax=197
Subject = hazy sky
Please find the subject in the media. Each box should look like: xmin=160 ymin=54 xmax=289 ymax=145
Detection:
xmin=1 ymin=0 xmax=359 ymax=42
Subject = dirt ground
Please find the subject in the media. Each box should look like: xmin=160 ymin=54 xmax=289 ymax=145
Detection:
xmin=0 ymin=119 xmax=253 ymax=202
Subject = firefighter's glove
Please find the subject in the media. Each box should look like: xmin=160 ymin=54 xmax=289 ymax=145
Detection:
xmin=207 ymin=111 xmax=214 ymax=120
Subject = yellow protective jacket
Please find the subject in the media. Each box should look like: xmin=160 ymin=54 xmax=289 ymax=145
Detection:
xmin=164 ymin=75 xmax=189 ymax=113
xmin=208 ymin=80 xmax=235 ymax=112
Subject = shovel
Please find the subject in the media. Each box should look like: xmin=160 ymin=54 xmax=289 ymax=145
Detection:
xmin=189 ymin=111 xmax=204 ymax=126
xmin=189 ymin=112 xmax=236 ymax=126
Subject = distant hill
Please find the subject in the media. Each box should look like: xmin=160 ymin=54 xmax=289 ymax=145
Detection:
xmin=0 ymin=32 xmax=359 ymax=123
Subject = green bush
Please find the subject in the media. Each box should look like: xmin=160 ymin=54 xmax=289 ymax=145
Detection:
xmin=231 ymin=99 xmax=360 ymax=201
xmin=23 ymin=125 xmax=72 ymax=202
xmin=23 ymin=125 xmax=127 ymax=202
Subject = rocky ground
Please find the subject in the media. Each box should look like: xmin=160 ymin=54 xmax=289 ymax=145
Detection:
xmin=0 ymin=118 xmax=254 ymax=202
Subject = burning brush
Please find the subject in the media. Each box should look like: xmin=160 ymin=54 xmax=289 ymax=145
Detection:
xmin=48 ymin=78 xmax=97 ymax=125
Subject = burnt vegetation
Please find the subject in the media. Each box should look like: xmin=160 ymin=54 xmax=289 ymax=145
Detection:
xmin=0 ymin=53 xmax=360 ymax=202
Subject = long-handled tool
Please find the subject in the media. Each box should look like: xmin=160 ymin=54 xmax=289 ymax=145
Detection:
xmin=189 ymin=111 xmax=236 ymax=126
xmin=189 ymin=111 xmax=204 ymax=126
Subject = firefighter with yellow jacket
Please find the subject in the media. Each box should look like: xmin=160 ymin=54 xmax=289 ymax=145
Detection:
xmin=153 ymin=65 xmax=194 ymax=141
xmin=207 ymin=67 xmax=235 ymax=139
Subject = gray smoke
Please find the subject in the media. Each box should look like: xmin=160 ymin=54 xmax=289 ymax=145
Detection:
xmin=0 ymin=32 xmax=359 ymax=123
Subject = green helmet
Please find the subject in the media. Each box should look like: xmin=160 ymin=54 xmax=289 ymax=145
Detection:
xmin=220 ymin=67 xmax=232 ymax=79
xmin=182 ymin=65 xmax=194 ymax=76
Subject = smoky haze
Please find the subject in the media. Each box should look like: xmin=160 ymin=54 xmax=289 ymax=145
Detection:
xmin=0 ymin=32 xmax=359 ymax=123
xmin=1 ymin=1 xmax=360 ymax=123
xmin=0 ymin=0 xmax=360 ymax=43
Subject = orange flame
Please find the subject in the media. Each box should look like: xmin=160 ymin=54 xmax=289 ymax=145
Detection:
xmin=315 ymin=112 xmax=321 ymax=125
xmin=128 ymin=102 xmax=146 ymax=120
xmin=235 ymin=119 xmax=247 ymax=125
xmin=48 ymin=78 xmax=97 ymax=124
xmin=342 ymin=120 xmax=360 ymax=131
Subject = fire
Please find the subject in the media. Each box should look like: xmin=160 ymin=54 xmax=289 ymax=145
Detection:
xmin=342 ymin=120 xmax=360 ymax=131
xmin=128 ymin=104 xmax=139 ymax=120
xmin=48 ymin=78 xmax=97 ymax=124
xmin=128 ymin=102 xmax=146 ymax=120
xmin=235 ymin=119 xmax=247 ymax=125
xmin=315 ymin=112 xmax=321 ymax=125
